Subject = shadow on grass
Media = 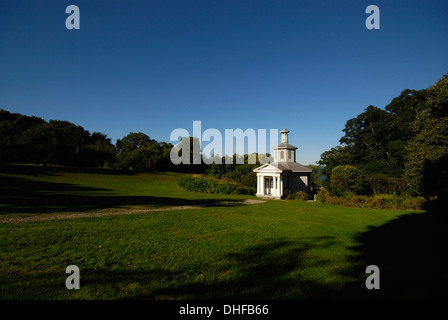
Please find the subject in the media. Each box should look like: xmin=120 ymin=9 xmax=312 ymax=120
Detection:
xmin=1 ymin=237 xmax=340 ymax=300
xmin=338 ymin=208 xmax=448 ymax=300
xmin=0 ymin=163 xmax=138 ymax=176
xmin=3 ymin=212 xmax=447 ymax=299
xmin=0 ymin=171 xmax=245 ymax=214
xmin=144 ymin=209 xmax=447 ymax=300
xmin=141 ymin=238 xmax=339 ymax=300
xmin=138 ymin=211 xmax=447 ymax=300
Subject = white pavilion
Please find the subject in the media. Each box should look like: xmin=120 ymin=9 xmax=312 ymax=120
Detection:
xmin=253 ymin=129 xmax=312 ymax=199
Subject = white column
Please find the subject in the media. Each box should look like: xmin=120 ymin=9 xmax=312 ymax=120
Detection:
xmin=276 ymin=176 xmax=279 ymax=196
xmin=261 ymin=175 xmax=265 ymax=195
xmin=280 ymin=176 xmax=283 ymax=196
xmin=272 ymin=176 xmax=275 ymax=196
xmin=275 ymin=175 xmax=279 ymax=197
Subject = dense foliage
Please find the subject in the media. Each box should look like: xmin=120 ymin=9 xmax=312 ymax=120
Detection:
xmin=329 ymin=165 xmax=365 ymax=196
xmin=318 ymin=72 xmax=448 ymax=206
xmin=316 ymin=190 xmax=426 ymax=211
xmin=0 ymin=110 xmax=192 ymax=172
xmin=204 ymin=154 xmax=265 ymax=190
xmin=0 ymin=110 xmax=116 ymax=168
xmin=116 ymin=132 xmax=173 ymax=171
xmin=178 ymin=175 xmax=255 ymax=195
xmin=176 ymin=153 xmax=270 ymax=195
xmin=282 ymin=190 xmax=311 ymax=200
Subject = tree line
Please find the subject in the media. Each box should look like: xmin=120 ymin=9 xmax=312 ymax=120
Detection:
xmin=317 ymin=72 xmax=448 ymax=204
xmin=0 ymin=110 xmax=265 ymax=177
xmin=0 ymin=110 xmax=178 ymax=171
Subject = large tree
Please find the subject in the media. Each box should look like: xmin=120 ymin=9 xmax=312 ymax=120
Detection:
xmin=404 ymin=73 xmax=448 ymax=197
xmin=17 ymin=119 xmax=91 ymax=165
xmin=0 ymin=110 xmax=46 ymax=163
xmin=335 ymin=89 xmax=428 ymax=177
xmin=317 ymin=145 xmax=353 ymax=187
xmin=339 ymin=105 xmax=397 ymax=175
xmin=116 ymin=132 xmax=172 ymax=171
xmin=79 ymin=132 xmax=117 ymax=168
xmin=1 ymin=109 xmax=117 ymax=167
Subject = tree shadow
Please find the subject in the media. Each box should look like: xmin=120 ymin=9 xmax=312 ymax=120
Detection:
xmin=6 ymin=211 xmax=447 ymax=299
xmin=128 ymin=237 xmax=340 ymax=300
xmin=0 ymin=174 xmax=247 ymax=214
xmin=338 ymin=209 xmax=448 ymax=299
xmin=96 ymin=211 xmax=446 ymax=300
xmin=0 ymin=163 xmax=139 ymax=177
xmin=1 ymin=238 xmax=343 ymax=300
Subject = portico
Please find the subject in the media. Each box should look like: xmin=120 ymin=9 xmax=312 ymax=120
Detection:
xmin=256 ymin=171 xmax=284 ymax=198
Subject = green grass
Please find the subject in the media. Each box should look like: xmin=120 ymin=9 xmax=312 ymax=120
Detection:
xmin=1 ymin=164 xmax=447 ymax=299
xmin=0 ymin=164 xmax=250 ymax=215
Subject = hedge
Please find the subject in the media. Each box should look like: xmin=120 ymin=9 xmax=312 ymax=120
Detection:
xmin=178 ymin=175 xmax=256 ymax=195
xmin=282 ymin=190 xmax=311 ymax=201
xmin=316 ymin=190 xmax=426 ymax=210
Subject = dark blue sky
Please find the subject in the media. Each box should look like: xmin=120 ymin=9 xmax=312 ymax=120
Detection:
xmin=1 ymin=0 xmax=447 ymax=164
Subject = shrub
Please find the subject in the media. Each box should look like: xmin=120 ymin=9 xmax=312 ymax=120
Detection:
xmin=329 ymin=165 xmax=365 ymax=196
xmin=403 ymin=196 xmax=426 ymax=210
xmin=315 ymin=189 xmax=426 ymax=210
xmin=315 ymin=189 xmax=328 ymax=203
xmin=283 ymin=189 xmax=311 ymax=200
xmin=178 ymin=175 xmax=256 ymax=195
xmin=364 ymin=174 xmax=405 ymax=195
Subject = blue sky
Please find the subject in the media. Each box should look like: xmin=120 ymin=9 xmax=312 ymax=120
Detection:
xmin=1 ymin=0 xmax=447 ymax=165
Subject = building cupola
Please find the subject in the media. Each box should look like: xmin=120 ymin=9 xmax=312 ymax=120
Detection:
xmin=273 ymin=129 xmax=298 ymax=163
xmin=280 ymin=129 xmax=290 ymax=143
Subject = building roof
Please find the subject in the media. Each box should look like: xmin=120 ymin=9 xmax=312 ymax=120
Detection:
xmin=273 ymin=142 xmax=298 ymax=150
xmin=271 ymin=161 xmax=313 ymax=172
xmin=253 ymin=162 xmax=313 ymax=173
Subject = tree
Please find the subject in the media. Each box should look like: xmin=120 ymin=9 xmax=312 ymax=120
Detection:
xmin=170 ymin=136 xmax=206 ymax=173
xmin=79 ymin=132 xmax=117 ymax=168
xmin=0 ymin=109 xmax=46 ymax=163
xmin=317 ymin=145 xmax=353 ymax=187
xmin=116 ymin=132 xmax=172 ymax=171
xmin=404 ymin=73 xmax=448 ymax=197
xmin=307 ymin=164 xmax=323 ymax=194
xmin=340 ymin=105 xmax=396 ymax=174
xmin=329 ymin=165 xmax=365 ymax=196
xmin=336 ymin=90 xmax=428 ymax=177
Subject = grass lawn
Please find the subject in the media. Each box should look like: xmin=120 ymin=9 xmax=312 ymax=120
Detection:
xmin=1 ymin=164 xmax=447 ymax=299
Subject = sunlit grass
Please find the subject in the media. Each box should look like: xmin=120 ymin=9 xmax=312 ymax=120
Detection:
xmin=0 ymin=164 xmax=417 ymax=299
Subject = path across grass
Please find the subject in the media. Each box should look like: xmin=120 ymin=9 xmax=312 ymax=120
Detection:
xmin=1 ymin=164 xmax=446 ymax=299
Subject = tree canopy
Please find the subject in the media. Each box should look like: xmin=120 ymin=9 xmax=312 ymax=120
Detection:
xmin=319 ymin=71 xmax=448 ymax=198
xmin=116 ymin=132 xmax=173 ymax=171
xmin=0 ymin=110 xmax=116 ymax=167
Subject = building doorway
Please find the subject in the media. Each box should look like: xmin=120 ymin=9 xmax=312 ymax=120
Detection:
xmin=265 ymin=177 xmax=273 ymax=195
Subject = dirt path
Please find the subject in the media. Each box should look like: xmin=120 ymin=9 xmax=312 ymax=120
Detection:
xmin=0 ymin=199 xmax=266 ymax=224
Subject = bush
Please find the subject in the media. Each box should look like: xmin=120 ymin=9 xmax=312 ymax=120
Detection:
xmin=316 ymin=189 xmax=426 ymax=210
xmin=315 ymin=189 xmax=327 ymax=203
xmin=364 ymin=174 xmax=405 ymax=195
xmin=403 ymin=196 xmax=427 ymax=210
xmin=178 ymin=175 xmax=256 ymax=195
xmin=329 ymin=165 xmax=365 ymax=196
xmin=283 ymin=189 xmax=311 ymax=200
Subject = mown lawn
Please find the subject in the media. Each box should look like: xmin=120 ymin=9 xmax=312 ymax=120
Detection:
xmin=1 ymin=164 xmax=446 ymax=299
